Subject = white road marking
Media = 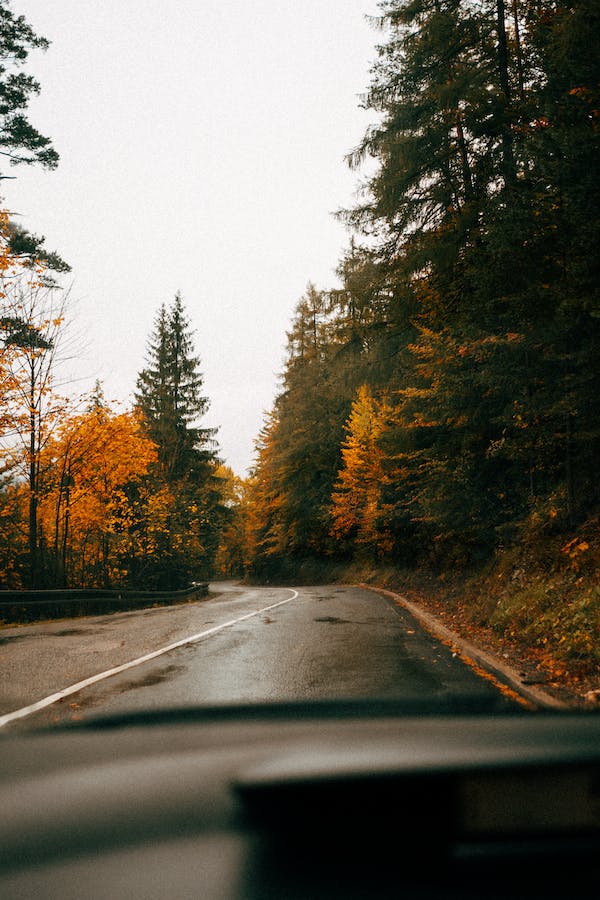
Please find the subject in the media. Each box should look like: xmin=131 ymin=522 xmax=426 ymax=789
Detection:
xmin=0 ymin=590 xmax=299 ymax=729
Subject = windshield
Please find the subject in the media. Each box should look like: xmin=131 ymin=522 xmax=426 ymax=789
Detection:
xmin=0 ymin=0 xmax=598 ymax=732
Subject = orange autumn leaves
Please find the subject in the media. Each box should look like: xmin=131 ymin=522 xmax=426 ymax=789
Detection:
xmin=0 ymin=403 xmax=158 ymax=587
xmin=243 ymin=383 xmax=404 ymax=565
xmin=330 ymin=385 xmax=394 ymax=556
xmin=37 ymin=405 xmax=157 ymax=582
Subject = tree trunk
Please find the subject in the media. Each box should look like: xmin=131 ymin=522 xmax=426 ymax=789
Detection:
xmin=455 ymin=113 xmax=474 ymax=201
xmin=28 ymin=383 xmax=38 ymax=588
xmin=565 ymin=411 xmax=576 ymax=526
xmin=512 ymin=0 xmax=525 ymax=101
xmin=495 ymin=0 xmax=517 ymax=188
xmin=62 ymin=481 xmax=70 ymax=587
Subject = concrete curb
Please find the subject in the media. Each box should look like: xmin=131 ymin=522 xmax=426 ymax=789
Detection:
xmin=359 ymin=583 xmax=569 ymax=710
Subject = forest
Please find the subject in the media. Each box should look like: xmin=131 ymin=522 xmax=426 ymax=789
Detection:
xmin=0 ymin=2 xmax=230 ymax=589
xmin=0 ymin=2 xmax=598 ymax=675
xmin=0 ymin=257 xmax=231 ymax=590
xmin=223 ymin=0 xmax=599 ymax=677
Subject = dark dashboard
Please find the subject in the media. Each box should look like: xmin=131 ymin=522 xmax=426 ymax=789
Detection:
xmin=1 ymin=702 xmax=599 ymax=899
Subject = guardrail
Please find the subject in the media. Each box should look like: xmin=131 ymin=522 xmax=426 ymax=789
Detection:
xmin=0 ymin=583 xmax=209 ymax=624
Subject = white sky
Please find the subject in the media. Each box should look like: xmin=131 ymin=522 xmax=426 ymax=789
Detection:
xmin=4 ymin=0 xmax=380 ymax=474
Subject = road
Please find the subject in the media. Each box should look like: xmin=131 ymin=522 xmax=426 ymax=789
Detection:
xmin=0 ymin=583 xmax=518 ymax=729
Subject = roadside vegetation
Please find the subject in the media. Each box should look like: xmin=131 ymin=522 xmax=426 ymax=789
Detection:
xmin=217 ymin=1 xmax=600 ymax=684
xmin=0 ymin=3 xmax=230 ymax=590
xmin=0 ymin=1 xmax=597 ymax=686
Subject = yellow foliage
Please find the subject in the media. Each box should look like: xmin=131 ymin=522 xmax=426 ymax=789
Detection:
xmin=330 ymin=385 xmax=394 ymax=555
xmin=36 ymin=405 xmax=158 ymax=586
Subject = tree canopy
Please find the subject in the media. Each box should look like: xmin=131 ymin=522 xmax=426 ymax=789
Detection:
xmin=244 ymin=0 xmax=600 ymax=578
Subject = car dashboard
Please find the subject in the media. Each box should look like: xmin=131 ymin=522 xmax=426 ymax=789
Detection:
xmin=0 ymin=702 xmax=599 ymax=899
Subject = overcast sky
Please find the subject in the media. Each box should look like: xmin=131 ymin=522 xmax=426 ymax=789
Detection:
xmin=4 ymin=0 xmax=380 ymax=474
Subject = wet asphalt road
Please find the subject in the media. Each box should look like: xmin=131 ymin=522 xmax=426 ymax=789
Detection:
xmin=0 ymin=583 xmax=515 ymax=729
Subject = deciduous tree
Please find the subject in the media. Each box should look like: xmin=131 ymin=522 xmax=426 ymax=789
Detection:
xmin=331 ymin=385 xmax=394 ymax=556
xmin=36 ymin=394 xmax=157 ymax=587
xmin=0 ymin=276 xmax=72 ymax=585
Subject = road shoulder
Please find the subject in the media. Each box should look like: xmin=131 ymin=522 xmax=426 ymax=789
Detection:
xmin=359 ymin=584 xmax=574 ymax=709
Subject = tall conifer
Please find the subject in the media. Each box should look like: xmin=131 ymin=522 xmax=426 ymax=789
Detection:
xmin=135 ymin=293 xmax=216 ymax=482
xmin=133 ymin=294 xmax=222 ymax=588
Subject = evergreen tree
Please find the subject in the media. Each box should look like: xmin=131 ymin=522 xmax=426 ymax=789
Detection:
xmin=268 ymin=288 xmax=353 ymax=558
xmin=337 ymin=0 xmax=600 ymax=560
xmin=135 ymin=293 xmax=216 ymax=482
xmin=133 ymin=293 xmax=223 ymax=588
xmin=0 ymin=0 xmax=58 ymax=175
xmin=0 ymin=1 xmax=68 ymax=273
xmin=239 ymin=0 xmax=600 ymax=578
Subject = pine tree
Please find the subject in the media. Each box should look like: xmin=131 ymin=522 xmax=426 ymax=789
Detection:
xmin=0 ymin=1 xmax=68 ymax=273
xmin=133 ymin=293 xmax=223 ymax=588
xmin=239 ymin=0 xmax=600 ymax=578
xmin=0 ymin=1 xmax=58 ymax=176
xmin=135 ymin=293 xmax=216 ymax=482
xmin=267 ymin=288 xmax=352 ymax=558
xmin=336 ymin=0 xmax=600 ymax=562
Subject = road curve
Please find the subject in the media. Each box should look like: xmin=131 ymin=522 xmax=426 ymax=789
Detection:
xmin=0 ymin=583 xmax=518 ymax=729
